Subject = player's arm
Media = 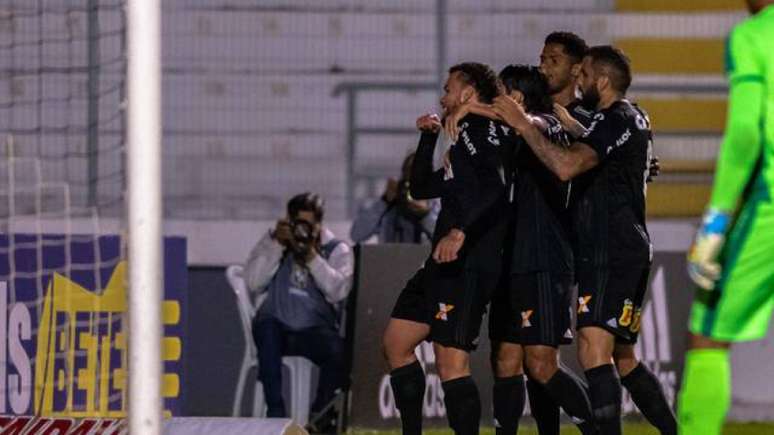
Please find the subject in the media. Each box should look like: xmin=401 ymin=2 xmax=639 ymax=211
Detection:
xmin=443 ymin=102 xmax=501 ymax=140
xmin=493 ymin=96 xmax=599 ymax=181
xmin=709 ymin=29 xmax=764 ymax=214
xmin=434 ymin=120 xmax=505 ymax=263
xmin=410 ymin=115 xmax=445 ymax=199
xmin=687 ymin=27 xmax=764 ymax=290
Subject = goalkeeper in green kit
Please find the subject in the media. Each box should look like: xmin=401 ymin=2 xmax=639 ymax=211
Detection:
xmin=678 ymin=1 xmax=774 ymax=434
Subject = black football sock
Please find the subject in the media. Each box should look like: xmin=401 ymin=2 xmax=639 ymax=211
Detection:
xmin=527 ymin=377 xmax=560 ymax=435
xmin=442 ymin=376 xmax=481 ymax=435
xmin=493 ymin=375 xmax=525 ymax=435
xmin=389 ymin=361 xmax=425 ymax=435
xmin=585 ymin=364 xmax=622 ymax=435
xmin=543 ymin=368 xmax=598 ymax=435
xmin=621 ymin=362 xmax=677 ymax=435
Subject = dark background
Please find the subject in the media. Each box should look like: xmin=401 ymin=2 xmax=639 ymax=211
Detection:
xmin=182 ymin=248 xmax=694 ymax=429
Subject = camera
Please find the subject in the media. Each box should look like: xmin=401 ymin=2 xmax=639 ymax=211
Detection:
xmin=288 ymin=219 xmax=316 ymax=261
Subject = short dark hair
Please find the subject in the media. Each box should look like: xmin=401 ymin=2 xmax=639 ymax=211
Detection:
xmin=287 ymin=192 xmax=325 ymax=221
xmin=585 ymin=45 xmax=633 ymax=94
xmin=448 ymin=62 xmax=500 ymax=104
xmin=498 ymin=64 xmax=553 ymax=114
xmin=544 ymin=31 xmax=588 ymax=63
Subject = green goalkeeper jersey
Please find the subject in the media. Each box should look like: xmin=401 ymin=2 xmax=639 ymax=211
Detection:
xmin=688 ymin=4 xmax=774 ymax=343
xmin=709 ymin=4 xmax=774 ymax=212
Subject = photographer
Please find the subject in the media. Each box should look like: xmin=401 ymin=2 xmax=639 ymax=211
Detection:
xmin=350 ymin=153 xmax=439 ymax=244
xmin=245 ymin=192 xmax=354 ymax=427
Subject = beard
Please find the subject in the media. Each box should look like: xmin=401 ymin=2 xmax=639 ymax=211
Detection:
xmin=580 ymin=85 xmax=601 ymax=111
xmin=547 ymin=75 xmax=571 ymax=95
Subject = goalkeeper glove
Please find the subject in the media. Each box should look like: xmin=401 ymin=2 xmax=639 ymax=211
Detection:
xmin=687 ymin=209 xmax=732 ymax=290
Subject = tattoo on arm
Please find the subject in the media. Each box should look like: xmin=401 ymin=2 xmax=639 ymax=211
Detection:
xmin=520 ymin=123 xmax=598 ymax=181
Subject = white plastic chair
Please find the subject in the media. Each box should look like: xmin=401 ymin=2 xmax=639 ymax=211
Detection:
xmin=226 ymin=265 xmax=316 ymax=425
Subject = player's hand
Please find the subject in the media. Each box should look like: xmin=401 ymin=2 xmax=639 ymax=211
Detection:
xmin=552 ymin=103 xmax=587 ymax=138
xmin=433 ymin=229 xmax=465 ymax=263
xmin=443 ymin=103 xmax=471 ymax=142
xmin=492 ymin=96 xmax=531 ymax=132
xmin=382 ymin=178 xmax=399 ymax=203
xmin=687 ymin=209 xmax=732 ymax=290
xmin=416 ymin=113 xmax=442 ymax=134
xmin=273 ymin=219 xmax=292 ymax=246
xmin=647 ymin=156 xmax=661 ymax=182
xmin=443 ymin=150 xmax=451 ymax=171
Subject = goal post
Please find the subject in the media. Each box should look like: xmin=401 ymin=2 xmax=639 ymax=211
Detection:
xmin=126 ymin=0 xmax=163 ymax=434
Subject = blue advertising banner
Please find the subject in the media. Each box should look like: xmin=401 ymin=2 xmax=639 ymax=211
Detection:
xmin=0 ymin=234 xmax=187 ymax=419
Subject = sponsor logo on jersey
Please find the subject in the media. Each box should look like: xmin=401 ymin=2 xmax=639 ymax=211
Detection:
xmin=460 ymin=123 xmax=477 ymax=156
xmin=435 ymin=303 xmax=455 ymax=321
xmin=578 ymin=295 xmax=592 ymax=313
xmin=488 ymin=121 xmax=500 ymax=146
xmin=615 ymin=128 xmax=632 ymax=148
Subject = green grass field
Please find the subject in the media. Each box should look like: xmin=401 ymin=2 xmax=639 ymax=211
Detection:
xmin=349 ymin=422 xmax=774 ymax=434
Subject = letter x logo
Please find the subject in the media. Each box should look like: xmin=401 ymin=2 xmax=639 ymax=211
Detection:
xmin=578 ymin=295 xmax=592 ymax=314
xmin=521 ymin=310 xmax=534 ymax=328
xmin=436 ymin=303 xmax=455 ymax=321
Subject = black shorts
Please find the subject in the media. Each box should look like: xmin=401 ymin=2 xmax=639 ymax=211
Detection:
xmin=392 ymin=219 xmax=506 ymax=351
xmin=489 ymin=272 xmax=574 ymax=347
xmin=576 ymin=265 xmax=651 ymax=344
xmin=427 ymin=258 xmax=501 ymax=351
xmin=391 ymin=265 xmax=431 ymax=325
xmin=390 ymin=259 xmax=500 ymax=351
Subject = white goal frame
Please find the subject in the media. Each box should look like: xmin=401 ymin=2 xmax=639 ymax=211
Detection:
xmin=127 ymin=0 xmax=163 ymax=434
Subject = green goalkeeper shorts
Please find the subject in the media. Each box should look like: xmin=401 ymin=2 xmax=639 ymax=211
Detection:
xmin=689 ymin=189 xmax=774 ymax=342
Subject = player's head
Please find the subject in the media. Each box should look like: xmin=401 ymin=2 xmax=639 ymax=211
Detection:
xmin=287 ymin=192 xmax=325 ymax=225
xmin=498 ymin=64 xmax=553 ymax=114
xmin=579 ymin=45 xmax=632 ymax=110
xmin=746 ymin=0 xmax=774 ymax=13
xmin=540 ymin=31 xmax=588 ymax=95
xmin=441 ymin=62 xmax=499 ymax=116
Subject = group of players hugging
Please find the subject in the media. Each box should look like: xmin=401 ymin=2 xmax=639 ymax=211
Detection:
xmin=381 ymin=32 xmax=676 ymax=435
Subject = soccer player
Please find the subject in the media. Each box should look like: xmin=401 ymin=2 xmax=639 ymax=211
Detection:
xmin=383 ymin=62 xmax=508 ymax=435
xmin=546 ymin=34 xmax=676 ymax=435
xmin=445 ymin=33 xmax=672 ymax=435
xmin=483 ymin=65 xmax=597 ymax=435
xmin=678 ymin=1 xmax=774 ymax=434
xmin=492 ymin=46 xmax=653 ymax=435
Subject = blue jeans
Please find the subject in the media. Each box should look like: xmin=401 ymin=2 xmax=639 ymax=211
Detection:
xmin=252 ymin=317 xmax=345 ymax=418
